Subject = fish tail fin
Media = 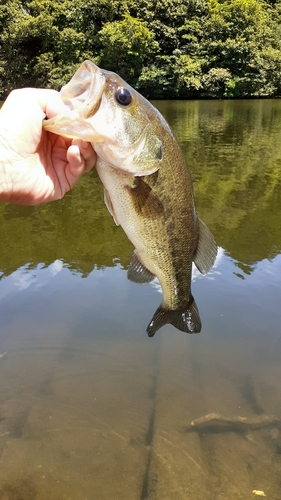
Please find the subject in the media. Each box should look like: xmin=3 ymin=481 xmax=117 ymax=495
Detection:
xmin=146 ymin=296 xmax=201 ymax=337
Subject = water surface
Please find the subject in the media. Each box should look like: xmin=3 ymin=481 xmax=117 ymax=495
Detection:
xmin=0 ymin=100 xmax=281 ymax=499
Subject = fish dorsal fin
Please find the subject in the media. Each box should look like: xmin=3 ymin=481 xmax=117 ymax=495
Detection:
xmin=128 ymin=251 xmax=155 ymax=284
xmin=193 ymin=219 xmax=217 ymax=275
xmin=104 ymin=188 xmax=119 ymax=225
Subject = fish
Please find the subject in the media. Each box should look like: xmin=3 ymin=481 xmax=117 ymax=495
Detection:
xmin=43 ymin=60 xmax=217 ymax=337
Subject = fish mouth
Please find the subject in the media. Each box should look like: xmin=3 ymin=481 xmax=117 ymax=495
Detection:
xmin=43 ymin=60 xmax=105 ymax=139
xmin=60 ymin=60 xmax=105 ymax=117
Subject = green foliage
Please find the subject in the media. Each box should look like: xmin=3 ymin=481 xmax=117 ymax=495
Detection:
xmin=98 ymin=14 xmax=159 ymax=83
xmin=1 ymin=0 xmax=281 ymax=97
xmin=137 ymin=52 xmax=204 ymax=98
xmin=200 ymin=0 xmax=281 ymax=96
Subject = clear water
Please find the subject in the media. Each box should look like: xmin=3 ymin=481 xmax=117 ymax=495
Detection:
xmin=0 ymin=99 xmax=281 ymax=499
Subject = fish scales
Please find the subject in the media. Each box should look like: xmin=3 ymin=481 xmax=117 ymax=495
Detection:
xmin=43 ymin=60 xmax=217 ymax=336
xmin=97 ymin=131 xmax=196 ymax=311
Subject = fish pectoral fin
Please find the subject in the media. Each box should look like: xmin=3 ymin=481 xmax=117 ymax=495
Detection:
xmin=193 ymin=218 xmax=217 ymax=275
xmin=127 ymin=176 xmax=164 ymax=219
xmin=146 ymin=297 xmax=201 ymax=337
xmin=127 ymin=251 xmax=155 ymax=284
xmin=104 ymin=189 xmax=119 ymax=225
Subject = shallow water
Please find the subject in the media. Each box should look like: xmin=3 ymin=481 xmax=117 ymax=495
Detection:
xmin=1 ymin=99 xmax=281 ymax=499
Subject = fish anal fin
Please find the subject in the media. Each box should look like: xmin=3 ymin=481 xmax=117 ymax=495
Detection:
xmin=104 ymin=188 xmax=119 ymax=225
xmin=146 ymin=296 xmax=201 ymax=337
xmin=194 ymin=219 xmax=217 ymax=275
xmin=126 ymin=176 xmax=164 ymax=219
xmin=128 ymin=251 xmax=155 ymax=284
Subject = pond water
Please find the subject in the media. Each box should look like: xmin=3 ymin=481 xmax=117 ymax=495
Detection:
xmin=1 ymin=99 xmax=281 ymax=499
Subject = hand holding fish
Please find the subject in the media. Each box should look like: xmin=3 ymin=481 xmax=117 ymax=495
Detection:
xmin=0 ymin=88 xmax=96 ymax=205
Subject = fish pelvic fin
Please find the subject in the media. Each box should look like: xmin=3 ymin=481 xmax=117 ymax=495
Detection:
xmin=146 ymin=296 xmax=201 ymax=337
xmin=128 ymin=251 xmax=155 ymax=284
xmin=194 ymin=218 xmax=217 ymax=275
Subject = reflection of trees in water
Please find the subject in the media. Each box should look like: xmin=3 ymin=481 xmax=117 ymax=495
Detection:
xmin=0 ymin=170 xmax=133 ymax=278
xmin=1 ymin=101 xmax=281 ymax=278
xmin=155 ymin=100 xmax=281 ymax=270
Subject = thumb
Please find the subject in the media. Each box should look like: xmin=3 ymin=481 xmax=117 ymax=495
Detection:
xmin=66 ymin=144 xmax=87 ymax=185
xmin=71 ymin=139 xmax=96 ymax=173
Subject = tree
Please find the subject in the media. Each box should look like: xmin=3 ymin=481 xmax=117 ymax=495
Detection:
xmin=200 ymin=0 xmax=281 ymax=96
xmin=1 ymin=0 xmax=281 ymax=98
xmin=98 ymin=13 xmax=159 ymax=83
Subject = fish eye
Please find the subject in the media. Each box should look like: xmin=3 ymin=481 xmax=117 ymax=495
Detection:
xmin=115 ymin=88 xmax=132 ymax=106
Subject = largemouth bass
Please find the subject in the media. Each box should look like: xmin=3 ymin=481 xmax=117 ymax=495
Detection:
xmin=43 ymin=60 xmax=217 ymax=337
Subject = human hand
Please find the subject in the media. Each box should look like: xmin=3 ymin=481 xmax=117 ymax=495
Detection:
xmin=0 ymin=88 xmax=96 ymax=205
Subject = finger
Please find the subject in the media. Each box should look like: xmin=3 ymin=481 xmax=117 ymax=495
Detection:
xmin=66 ymin=144 xmax=87 ymax=185
xmin=0 ymin=88 xmax=68 ymax=147
xmin=0 ymin=88 xmax=46 ymax=132
xmin=44 ymin=94 xmax=71 ymax=119
xmin=1 ymin=88 xmax=62 ymax=119
xmin=8 ymin=88 xmax=71 ymax=120
xmin=48 ymin=131 xmax=73 ymax=149
xmin=72 ymin=140 xmax=96 ymax=172
xmin=35 ymin=89 xmax=69 ymax=118
xmin=0 ymin=89 xmax=49 ymax=154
